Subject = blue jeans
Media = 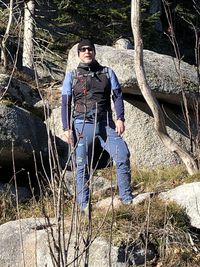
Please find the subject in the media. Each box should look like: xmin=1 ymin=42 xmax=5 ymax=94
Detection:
xmin=73 ymin=119 xmax=132 ymax=210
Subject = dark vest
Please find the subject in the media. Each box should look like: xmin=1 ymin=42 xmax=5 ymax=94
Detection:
xmin=72 ymin=61 xmax=112 ymax=121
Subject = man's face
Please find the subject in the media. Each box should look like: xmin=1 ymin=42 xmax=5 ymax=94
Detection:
xmin=78 ymin=46 xmax=95 ymax=64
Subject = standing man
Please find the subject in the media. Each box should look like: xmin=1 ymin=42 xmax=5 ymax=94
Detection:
xmin=61 ymin=39 xmax=133 ymax=213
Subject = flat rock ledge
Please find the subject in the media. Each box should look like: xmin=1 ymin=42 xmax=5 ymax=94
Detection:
xmin=159 ymin=182 xmax=200 ymax=229
xmin=95 ymin=192 xmax=154 ymax=210
xmin=0 ymin=218 xmax=126 ymax=267
xmin=96 ymin=182 xmax=200 ymax=230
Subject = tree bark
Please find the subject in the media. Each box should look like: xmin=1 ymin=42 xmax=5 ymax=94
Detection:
xmin=1 ymin=0 xmax=14 ymax=69
xmin=131 ymin=0 xmax=198 ymax=175
xmin=23 ymin=0 xmax=35 ymax=74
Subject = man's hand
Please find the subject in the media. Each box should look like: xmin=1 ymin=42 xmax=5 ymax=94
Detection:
xmin=63 ymin=129 xmax=73 ymax=144
xmin=115 ymin=119 xmax=125 ymax=135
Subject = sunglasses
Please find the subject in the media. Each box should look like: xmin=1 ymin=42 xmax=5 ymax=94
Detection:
xmin=79 ymin=47 xmax=94 ymax=52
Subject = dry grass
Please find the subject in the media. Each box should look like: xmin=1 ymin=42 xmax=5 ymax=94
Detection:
xmin=92 ymin=198 xmax=200 ymax=267
xmin=0 ymin=192 xmax=16 ymax=224
xmin=97 ymin=164 xmax=200 ymax=194
xmin=0 ymin=192 xmax=72 ymax=225
xmin=92 ymin=164 xmax=200 ymax=266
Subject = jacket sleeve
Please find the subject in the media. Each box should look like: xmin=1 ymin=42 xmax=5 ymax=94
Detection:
xmin=109 ymin=68 xmax=125 ymax=121
xmin=112 ymin=89 xmax=125 ymax=121
xmin=61 ymin=72 xmax=73 ymax=130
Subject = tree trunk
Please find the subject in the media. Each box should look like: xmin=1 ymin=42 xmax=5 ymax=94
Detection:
xmin=1 ymin=0 xmax=14 ymax=69
xmin=131 ymin=0 xmax=198 ymax=175
xmin=23 ymin=0 xmax=35 ymax=74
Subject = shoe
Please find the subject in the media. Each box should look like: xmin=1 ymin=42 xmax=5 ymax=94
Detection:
xmin=122 ymin=199 xmax=133 ymax=205
xmin=80 ymin=204 xmax=89 ymax=216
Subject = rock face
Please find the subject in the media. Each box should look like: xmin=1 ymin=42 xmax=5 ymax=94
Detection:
xmin=123 ymin=100 xmax=191 ymax=166
xmin=159 ymin=182 xmax=200 ymax=229
xmin=0 ymin=104 xmax=48 ymax=167
xmin=0 ymin=74 xmax=42 ymax=109
xmin=0 ymin=74 xmax=48 ymax=171
xmin=0 ymin=218 xmax=125 ymax=267
xmin=114 ymin=38 xmax=134 ymax=50
xmin=66 ymin=44 xmax=198 ymax=107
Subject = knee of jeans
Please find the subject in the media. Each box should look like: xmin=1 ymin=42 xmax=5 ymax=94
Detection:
xmin=116 ymin=159 xmax=130 ymax=168
xmin=116 ymin=149 xmax=130 ymax=162
xmin=76 ymin=143 xmax=87 ymax=166
xmin=76 ymin=156 xmax=86 ymax=166
xmin=115 ymin=147 xmax=130 ymax=165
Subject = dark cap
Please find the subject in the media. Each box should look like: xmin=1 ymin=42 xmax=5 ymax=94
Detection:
xmin=77 ymin=39 xmax=95 ymax=55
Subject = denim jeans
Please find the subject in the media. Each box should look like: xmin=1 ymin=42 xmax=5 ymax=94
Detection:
xmin=73 ymin=119 xmax=133 ymax=210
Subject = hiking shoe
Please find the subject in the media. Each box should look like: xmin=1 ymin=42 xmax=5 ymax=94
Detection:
xmin=122 ymin=199 xmax=133 ymax=205
xmin=80 ymin=204 xmax=89 ymax=216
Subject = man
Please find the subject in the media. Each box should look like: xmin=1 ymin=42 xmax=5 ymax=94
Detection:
xmin=61 ymin=39 xmax=133 ymax=213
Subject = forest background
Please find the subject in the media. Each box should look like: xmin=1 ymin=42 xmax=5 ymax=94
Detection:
xmin=0 ymin=0 xmax=199 ymax=70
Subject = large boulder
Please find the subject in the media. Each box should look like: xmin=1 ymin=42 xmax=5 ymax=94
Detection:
xmin=66 ymin=44 xmax=198 ymax=107
xmin=159 ymin=182 xmax=200 ymax=229
xmin=0 ymin=74 xmax=51 ymax=180
xmin=123 ymin=99 xmax=192 ymax=167
xmin=0 ymin=104 xmax=48 ymax=168
xmin=114 ymin=38 xmax=134 ymax=50
xmin=0 ymin=74 xmax=43 ymax=113
xmin=0 ymin=218 xmax=126 ymax=267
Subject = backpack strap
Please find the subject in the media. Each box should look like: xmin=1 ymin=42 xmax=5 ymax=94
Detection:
xmin=102 ymin=67 xmax=113 ymax=98
xmin=71 ymin=69 xmax=78 ymax=89
xmin=71 ymin=68 xmax=96 ymax=88
xmin=102 ymin=66 xmax=111 ymax=80
xmin=71 ymin=66 xmax=112 ymax=89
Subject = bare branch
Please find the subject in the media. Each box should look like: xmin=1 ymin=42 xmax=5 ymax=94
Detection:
xmin=131 ymin=0 xmax=198 ymax=175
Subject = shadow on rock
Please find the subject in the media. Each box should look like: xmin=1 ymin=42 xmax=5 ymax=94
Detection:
xmin=118 ymin=237 xmax=158 ymax=266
